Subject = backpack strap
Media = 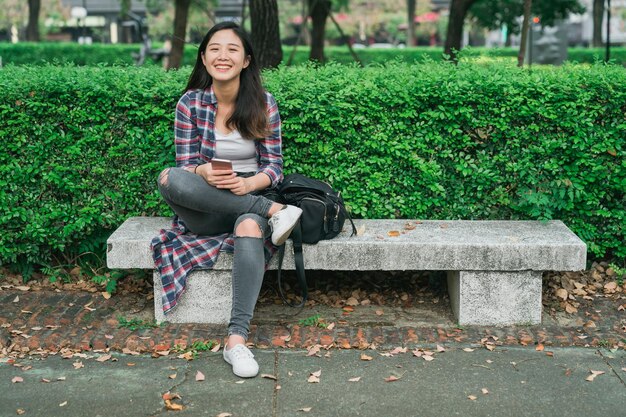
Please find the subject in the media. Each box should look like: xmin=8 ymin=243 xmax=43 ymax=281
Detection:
xmin=277 ymin=220 xmax=307 ymax=309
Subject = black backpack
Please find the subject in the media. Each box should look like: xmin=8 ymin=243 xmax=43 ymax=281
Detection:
xmin=276 ymin=173 xmax=356 ymax=308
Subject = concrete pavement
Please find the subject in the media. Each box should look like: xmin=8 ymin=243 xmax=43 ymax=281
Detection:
xmin=1 ymin=346 xmax=625 ymax=417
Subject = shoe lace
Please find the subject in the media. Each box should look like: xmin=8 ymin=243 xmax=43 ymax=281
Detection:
xmin=230 ymin=345 xmax=254 ymax=360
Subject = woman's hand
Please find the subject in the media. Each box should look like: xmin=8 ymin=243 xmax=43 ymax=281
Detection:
xmin=196 ymin=164 xmax=253 ymax=195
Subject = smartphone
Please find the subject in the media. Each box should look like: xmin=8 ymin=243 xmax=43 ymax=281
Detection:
xmin=211 ymin=158 xmax=233 ymax=171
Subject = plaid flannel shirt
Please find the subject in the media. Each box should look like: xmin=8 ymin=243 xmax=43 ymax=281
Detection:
xmin=151 ymin=87 xmax=283 ymax=314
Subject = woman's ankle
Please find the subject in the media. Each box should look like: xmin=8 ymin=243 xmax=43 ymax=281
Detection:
xmin=227 ymin=334 xmax=246 ymax=349
xmin=267 ymin=203 xmax=285 ymax=217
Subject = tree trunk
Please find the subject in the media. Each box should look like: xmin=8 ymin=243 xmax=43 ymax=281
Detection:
xmin=309 ymin=0 xmax=331 ymax=62
xmin=444 ymin=0 xmax=476 ymax=61
xmin=26 ymin=0 xmax=41 ymax=41
xmin=169 ymin=0 xmax=191 ymax=70
xmin=407 ymin=0 xmax=416 ymax=47
xmin=250 ymin=0 xmax=282 ymax=69
xmin=517 ymin=0 xmax=532 ymax=67
xmin=592 ymin=0 xmax=604 ymax=47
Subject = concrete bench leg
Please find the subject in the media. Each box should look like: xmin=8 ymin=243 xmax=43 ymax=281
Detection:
xmin=153 ymin=270 xmax=232 ymax=324
xmin=447 ymin=270 xmax=542 ymax=326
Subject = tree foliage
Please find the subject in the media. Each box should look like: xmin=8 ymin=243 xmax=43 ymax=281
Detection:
xmin=470 ymin=0 xmax=586 ymax=35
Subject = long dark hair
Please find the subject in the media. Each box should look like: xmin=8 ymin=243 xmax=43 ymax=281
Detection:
xmin=184 ymin=22 xmax=268 ymax=139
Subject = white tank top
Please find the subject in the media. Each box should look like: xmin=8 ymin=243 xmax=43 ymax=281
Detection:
xmin=214 ymin=129 xmax=258 ymax=173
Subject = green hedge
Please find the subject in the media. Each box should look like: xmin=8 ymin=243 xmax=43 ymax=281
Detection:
xmin=0 ymin=61 xmax=624 ymax=269
xmin=2 ymin=42 xmax=626 ymax=66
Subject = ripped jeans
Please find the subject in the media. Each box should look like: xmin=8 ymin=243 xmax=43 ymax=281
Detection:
xmin=157 ymin=167 xmax=276 ymax=340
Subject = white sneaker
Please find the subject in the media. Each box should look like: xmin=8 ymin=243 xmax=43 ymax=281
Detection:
xmin=268 ymin=205 xmax=303 ymax=246
xmin=223 ymin=344 xmax=259 ymax=378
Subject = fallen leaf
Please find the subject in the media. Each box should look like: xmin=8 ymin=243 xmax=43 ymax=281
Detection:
xmin=604 ymin=282 xmax=618 ymax=292
xmin=360 ymin=353 xmax=373 ymax=361
xmin=15 ymin=286 xmax=31 ymax=291
xmin=216 ymin=414 xmax=232 ymax=417
xmin=162 ymin=392 xmax=181 ymax=401
xmin=178 ymin=352 xmax=194 ymax=361
xmin=384 ymin=375 xmax=400 ymax=382
xmin=481 ymin=388 xmax=489 ymax=395
xmin=12 ymin=376 xmax=23 ymax=383
xmin=375 ymin=310 xmax=384 ymax=316
xmin=195 ymin=371 xmax=205 ymax=382
xmin=73 ymin=361 xmax=84 ymax=369
xmin=156 ymin=350 xmax=170 ymax=357
xmin=436 ymin=345 xmax=446 ymax=352
xmin=387 ymin=230 xmax=400 ymax=237
xmin=59 ymin=401 xmax=68 ymax=407
xmin=169 ymin=373 xmax=177 ymax=379
xmin=235 ymin=380 xmax=245 ymax=384
xmin=583 ymin=320 xmax=596 ymax=328
xmin=389 ymin=347 xmax=408 ymax=355
xmin=535 ymin=344 xmax=544 ymax=352
xmin=356 ymin=224 xmax=366 ymax=236
xmin=126 ymin=363 xmax=135 ymax=367
xmin=13 ymin=296 xmax=19 ymax=303
xmin=101 ymin=292 xmax=111 ymax=299
xmin=484 ymin=344 xmax=495 ymax=351
xmin=565 ymin=303 xmax=578 ymax=314
xmin=467 ymin=395 xmax=477 ymax=401
xmin=342 ymin=306 xmax=354 ymax=313
xmin=57 ymin=377 xmax=66 ymax=381
xmin=96 ymin=355 xmax=112 ymax=362
xmin=164 ymin=399 xmax=184 ymax=411
xmin=307 ymin=345 xmax=321 ymax=357
xmin=41 ymin=378 xmax=50 ymax=383
xmin=403 ymin=222 xmax=416 ymax=230
xmin=297 ymin=408 xmax=312 ymax=413
xmin=485 ymin=360 xmax=493 ymax=364
xmin=261 ymin=374 xmax=277 ymax=381
xmin=348 ymin=377 xmax=361 ymax=382
xmin=105 ymin=334 xmax=114 ymax=340
xmin=345 ymin=297 xmax=359 ymax=306
xmin=463 ymin=348 xmax=475 ymax=352
xmin=545 ymin=351 xmax=554 ymax=357
xmin=16 ymin=409 xmax=25 ymax=415
xmin=326 ymin=322 xmax=335 ymax=330
xmin=211 ymin=343 xmax=221 ymax=353
xmin=555 ymin=288 xmax=568 ymax=300
xmin=308 ymin=370 xmax=321 ymax=383
xmin=585 ymin=370 xmax=605 ymax=382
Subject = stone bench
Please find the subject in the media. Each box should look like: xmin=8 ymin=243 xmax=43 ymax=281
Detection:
xmin=106 ymin=217 xmax=587 ymax=326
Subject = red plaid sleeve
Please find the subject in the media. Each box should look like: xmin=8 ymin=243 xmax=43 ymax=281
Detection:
xmin=256 ymin=92 xmax=283 ymax=187
xmin=174 ymin=93 xmax=202 ymax=169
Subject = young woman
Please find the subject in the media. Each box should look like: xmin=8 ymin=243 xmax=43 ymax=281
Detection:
xmin=153 ymin=21 xmax=301 ymax=378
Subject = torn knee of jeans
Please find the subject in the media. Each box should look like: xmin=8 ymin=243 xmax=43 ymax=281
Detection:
xmin=158 ymin=168 xmax=170 ymax=186
xmin=234 ymin=218 xmax=262 ymax=238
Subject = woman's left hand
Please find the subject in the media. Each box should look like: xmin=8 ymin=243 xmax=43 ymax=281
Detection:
xmin=219 ymin=176 xmax=253 ymax=196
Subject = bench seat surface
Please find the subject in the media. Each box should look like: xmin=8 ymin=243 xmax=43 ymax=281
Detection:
xmin=107 ymin=217 xmax=586 ymax=272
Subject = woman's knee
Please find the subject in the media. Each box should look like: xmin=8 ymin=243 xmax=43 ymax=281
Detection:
xmin=158 ymin=168 xmax=171 ymax=186
xmin=234 ymin=214 xmax=265 ymax=238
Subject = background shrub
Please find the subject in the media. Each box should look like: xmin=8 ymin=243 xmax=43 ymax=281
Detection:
xmin=0 ymin=61 xmax=624 ymax=271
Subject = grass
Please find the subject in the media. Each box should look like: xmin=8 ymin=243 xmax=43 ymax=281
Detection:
xmin=117 ymin=316 xmax=161 ymax=331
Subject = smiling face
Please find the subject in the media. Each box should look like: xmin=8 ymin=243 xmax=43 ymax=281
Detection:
xmin=201 ymin=29 xmax=250 ymax=85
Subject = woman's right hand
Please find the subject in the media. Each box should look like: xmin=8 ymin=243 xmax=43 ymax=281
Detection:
xmin=196 ymin=163 xmax=236 ymax=188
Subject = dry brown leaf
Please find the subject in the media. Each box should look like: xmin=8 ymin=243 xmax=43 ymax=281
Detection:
xmin=156 ymin=350 xmax=170 ymax=356
xmin=436 ymin=345 xmax=446 ymax=352
xmin=101 ymin=292 xmax=111 ymax=300
xmin=57 ymin=377 xmax=66 ymax=381
xmin=555 ymin=288 xmax=568 ymax=300
xmin=463 ymin=348 xmax=475 ymax=352
xmin=345 ymin=297 xmax=359 ymax=306
xmin=13 ymin=296 xmax=19 ymax=303
xmin=484 ymin=344 xmax=495 ymax=351
xmin=73 ymin=361 xmax=84 ymax=369
xmin=178 ymin=352 xmax=194 ymax=361
xmin=348 ymin=377 xmax=361 ymax=382
xmin=565 ymin=303 xmax=578 ymax=314
xmin=481 ymin=388 xmax=489 ymax=395
xmin=585 ymin=370 xmax=605 ymax=382
xmin=467 ymin=395 xmax=477 ymax=401
xmin=41 ymin=378 xmax=50 ymax=383
xmin=96 ymin=355 xmax=111 ymax=362
xmin=535 ymin=344 xmax=544 ymax=352
xmin=384 ymin=375 xmax=400 ymax=382
xmin=356 ymin=224 xmax=366 ymax=236
xmin=261 ymin=374 xmax=277 ymax=381
xmin=583 ymin=320 xmax=596 ymax=328
xmin=545 ymin=351 xmax=554 ymax=357
xmin=216 ymin=413 xmax=232 ymax=417
xmin=297 ymin=408 xmax=312 ymax=413
xmin=307 ymin=370 xmax=321 ymax=383
xmin=360 ymin=353 xmax=373 ymax=361
xmin=375 ymin=310 xmax=384 ymax=316
xmin=387 ymin=230 xmax=400 ymax=237
xmin=326 ymin=322 xmax=335 ymax=330
xmin=403 ymin=222 xmax=416 ymax=230
xmin=162 ymin=392 xmax=181 ymax=401
xmin=195 ymin=371 xmax=205 ymax=382
xmin=104 ymin=334 xmax=114 ymax=340
xmin=15 ymin=286 xmax=30 ymax=291
xmin=423 ymin=355 xmax=435 ymax=362
xmin=211 ymin=343 xmax=221 ymax=353
xmin=12 ymin=376 xmax=24 ymax=383
xmin=16 ymin=409 xmax=25 ymax=415
xmin=164 ymin=399 xmax=184 ymax=411
xmin=307 ymin=345 xmax=321 ymax=357
xmin=604 ymin=282 xmax=618 ymax=292
xmin=59 ymin=401 xmax=68 ymax=407
xmin=169 ymin=373 xmax=177 ymax=379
